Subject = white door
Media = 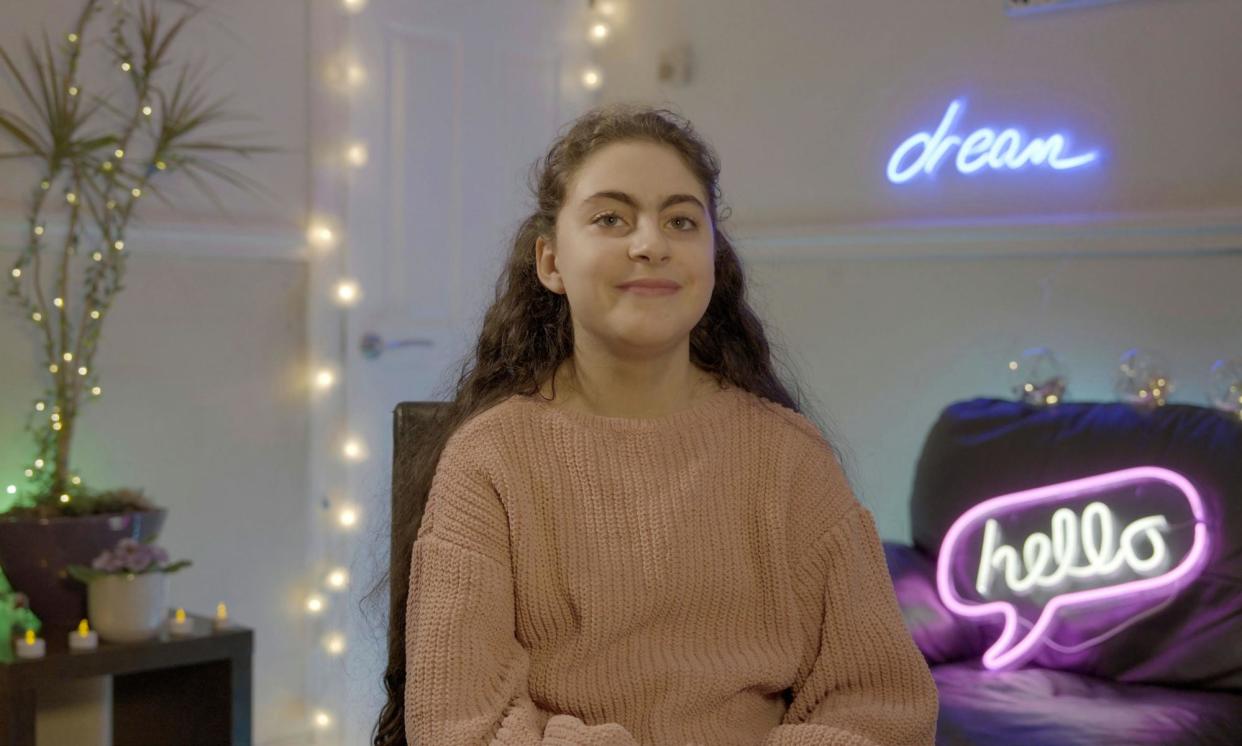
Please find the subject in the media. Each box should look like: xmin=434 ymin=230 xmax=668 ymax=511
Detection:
xmin=306 ymin=1 xmax=593 ymax=744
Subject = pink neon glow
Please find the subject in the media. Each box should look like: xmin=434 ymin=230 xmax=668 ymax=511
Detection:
xmin=936 ymin=466 xmax=1210 ymax=671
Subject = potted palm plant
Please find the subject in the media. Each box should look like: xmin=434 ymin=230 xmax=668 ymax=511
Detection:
xmin=0 ymin=0 xmax=272 ymax=627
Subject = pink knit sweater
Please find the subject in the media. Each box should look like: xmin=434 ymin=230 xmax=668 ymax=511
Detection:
xmin=404 ymin=384 xmax=939 ymax=745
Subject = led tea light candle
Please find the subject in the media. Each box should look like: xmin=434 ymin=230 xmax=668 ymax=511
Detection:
xmin=15 ymin=628 xmax=45 ymax=659
xmin=169 ymin=607 xmax=194 ymax=637
xmin=69 ymin=619 xmax=99 ymax=651
xmin=212 ymin=602 xmax=231 ymax=631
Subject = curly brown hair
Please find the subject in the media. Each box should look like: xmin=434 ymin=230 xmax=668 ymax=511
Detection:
xmin=368 ymin=101 xmax=843 ymax=745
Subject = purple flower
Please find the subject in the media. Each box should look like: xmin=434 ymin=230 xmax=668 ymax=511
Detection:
xmin=92 ymin=550 xmax=115 ymax=571
xmin=86 ymin=536 xmax=185 ymax=576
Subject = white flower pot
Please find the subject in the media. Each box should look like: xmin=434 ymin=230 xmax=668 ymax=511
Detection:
xmin=87 ymin=572 xmax=169 ymax=643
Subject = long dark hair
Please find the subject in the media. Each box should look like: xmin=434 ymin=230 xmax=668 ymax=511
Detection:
xmin=368 ymin=102 xmax=845 ymax=745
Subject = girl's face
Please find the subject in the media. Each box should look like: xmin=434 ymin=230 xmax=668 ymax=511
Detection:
xmin=535 ymin=140 xmax=716 ymax=357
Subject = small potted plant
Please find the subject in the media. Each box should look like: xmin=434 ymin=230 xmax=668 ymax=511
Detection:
xmin=66 ymin=536 xmax=191 ymax=643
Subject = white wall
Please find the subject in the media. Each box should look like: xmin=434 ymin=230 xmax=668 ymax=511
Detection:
xmin=590 ymin=0 xmax=1242 ymax=540
xmin=0 ymin=1 xmax=313 ymax=744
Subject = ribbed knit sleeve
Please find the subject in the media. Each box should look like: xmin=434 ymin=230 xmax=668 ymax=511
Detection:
xmin=761 ymin=500 xmax=940 ymax=746
xmin=404 ymin=434 xmax=641 ymax=746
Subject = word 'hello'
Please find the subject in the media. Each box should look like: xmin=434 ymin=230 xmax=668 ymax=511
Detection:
xmin=976 ymin=501 xmax=1168 ymax=596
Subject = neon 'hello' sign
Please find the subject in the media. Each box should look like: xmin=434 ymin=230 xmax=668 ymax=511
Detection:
xmin=887 ymin=98 xmax=1100 ymax=184
xmin=937 ymin=466 xmax=1210 ymax=671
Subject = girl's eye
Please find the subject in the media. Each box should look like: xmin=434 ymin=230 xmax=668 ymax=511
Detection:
xmin=592 ymin=213 xmax=699 ymax=230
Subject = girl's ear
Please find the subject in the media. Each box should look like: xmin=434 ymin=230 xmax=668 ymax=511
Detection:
xmin=534 ymin=235 xmax=564 ymax=294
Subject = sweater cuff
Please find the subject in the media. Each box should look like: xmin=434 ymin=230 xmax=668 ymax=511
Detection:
xmin=543 ymin=714 xmax=639 ymax=745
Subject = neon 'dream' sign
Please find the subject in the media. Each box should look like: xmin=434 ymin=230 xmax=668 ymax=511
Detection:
xmin=886 ymin=98 xmax=1100 ymax=184
xmin=936 ymin=466 xmax=1210 ymax=671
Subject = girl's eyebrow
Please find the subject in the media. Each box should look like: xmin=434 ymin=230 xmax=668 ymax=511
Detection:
xmin=582 ymin=190 xmax=705 ymax=213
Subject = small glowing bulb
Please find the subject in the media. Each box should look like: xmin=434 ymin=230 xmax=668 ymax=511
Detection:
xmin=114 ymin=148 xmax=125 ymax=159
xmin=324 ymin=633 xmax=346 ymax=654
xmin=114 ymin=240 xmax=125 ymax=250
xmin=92 ymin=386 xmax=102 ymax=396
xmin=342 ymin=437 xmax=365 ymax=461
xmin=25 ymin=629 xmax=36 ymax=645
xmin=11 ymin=268 xmax=20 ymax=278
xmin=327 ymin=568 xmax=349 ymax=589
xmin=63 ymin=352 xmax=73 ymax=361
xmin=66 ymin=192 xmax=77 ymax=204
xmin=581 ymin=67 xmax=602 ymax=90
xmin=589 ymin=22 xmax=610 ymax=42
xmin=1008 ymin=361 xmax=1018 ymax=370
xmin=51 ymin=413 xmax=60 ymax=422
xmin=67 ymin=32 xmax=79 ymax=43
xmin=53 ymin=422 xmax=63 ymax=431
xmin=40 ymin=180 xmax=50 ymax=190
xmin=49 ymin=364 xmax=59 ymax=373
xmin=346 ymin=63 xmax=366 ymax=86
xmin=314 ymin=369 xmax=335 ymax=389
xmin=24 ymin=469 xmax=34 ymax=478
xmin=345 ymin=142 xmax=368 ymax=167
xmin=68 ymin=85 xmax=79 ymax=96
xmin=34 ymin=225 xmax=45 ymax=236
xmin=216 ymin=602 xmax=229 ymax=621
xmin=101 ymin=161 xmax=113 ymax=172
xmin=338 ymin=507 xmax=358 ymax=528
xmin=306 ymin=594 xmax=325 ymax=614
xmin=93 ymin=251 xmax=103 ymax=261
xmin=72 ymin=476 xmax=82 ymax=485
xmin=78 ymin=366 xmax=88 ymax=376
xmin=60 ymin=494 xmax=70 ymax=503
xmin=91 ymin=310 xmax=100 ymax=319
xmin=32 ymin=312 xmax=42 ymax=321
xmin=77 ymin=619 xmax=91 ymax=637
xmin=155 ymin=160 xmax=167 ymax=170
xmin=313 ymin=710 xmax=333 ymax=729
xmin=36 ymin=402 xmax=45 ymax=411
xmin=35 ymin=459 xmax=44 ymax=468
xmin=342 ymin=0 xmax=367 ymax=11
xmin=5 ymin=485 xmax=15 ymax=495
xmin=131 ymin=187 xmax=142 ymax=198
xmin=121 ymin=61 xmax=132 ymax=72
xmin=106 ymin=199 xmax=116 ymax=210
xmin=175 ymin=608 xmax=187 ymax=623
xmin=1046 ymin=394 xmax=1059 ymax=404
xmin=334 ymin=279 xmax=360 ymax=305
xmin=308 ymin=223 xmax=336 ymax=249
xmin=142 ymin=105 xmax=153 ymax=116
xmin=53 ymin=297 xmax=64 ymax=308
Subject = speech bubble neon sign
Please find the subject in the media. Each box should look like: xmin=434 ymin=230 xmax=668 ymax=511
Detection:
xmin=886 ymin=98 xmax=1100 ymax=184
xmin=937 ymin=466 xmax=1210 ymax=671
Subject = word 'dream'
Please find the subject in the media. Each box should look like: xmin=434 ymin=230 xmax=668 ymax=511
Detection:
xmin=936 ymin=466 xmax=1210 ymax=671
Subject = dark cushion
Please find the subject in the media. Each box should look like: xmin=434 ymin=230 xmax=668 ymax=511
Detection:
xmin=883 ymin=542 xmax=992 ymax=665
xmin=906 ymin=397 xmax=1242 ymax=689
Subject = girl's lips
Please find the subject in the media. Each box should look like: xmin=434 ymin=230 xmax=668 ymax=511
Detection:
xmin=620 ymin=285 xmax=680 ymax=296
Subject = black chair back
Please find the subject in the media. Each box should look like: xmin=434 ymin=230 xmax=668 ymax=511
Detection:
xmin=390 ymin=401 xmax=452 ymax=604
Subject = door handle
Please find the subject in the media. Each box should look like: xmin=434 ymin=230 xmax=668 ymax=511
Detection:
xmin=360 ymin=332 xmax=433 ymax=360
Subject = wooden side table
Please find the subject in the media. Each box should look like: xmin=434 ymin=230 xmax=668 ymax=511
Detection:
xmin=1 ymin=611 xmax=252 ymax=746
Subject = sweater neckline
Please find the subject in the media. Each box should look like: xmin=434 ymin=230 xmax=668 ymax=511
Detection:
xmin=514 ymin=382 xmax=739 ymax=433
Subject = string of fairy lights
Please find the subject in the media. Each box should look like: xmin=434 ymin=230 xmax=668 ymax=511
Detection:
xmin=299 ymin=0 xmax=616 ymax=738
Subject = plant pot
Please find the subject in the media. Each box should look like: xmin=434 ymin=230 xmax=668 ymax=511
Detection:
xmin=0 ymin=509 xmax=166 ymax=627
xmin=86 ymin=572 xmax=169 ymax=643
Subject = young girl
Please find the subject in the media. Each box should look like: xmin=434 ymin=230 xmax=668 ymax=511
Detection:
xmin=373 ymin=104 xmax=939 ymax=745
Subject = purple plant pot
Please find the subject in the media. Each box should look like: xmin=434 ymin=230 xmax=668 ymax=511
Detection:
xmin=0 ymin=509 xmax=167 ymax=627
